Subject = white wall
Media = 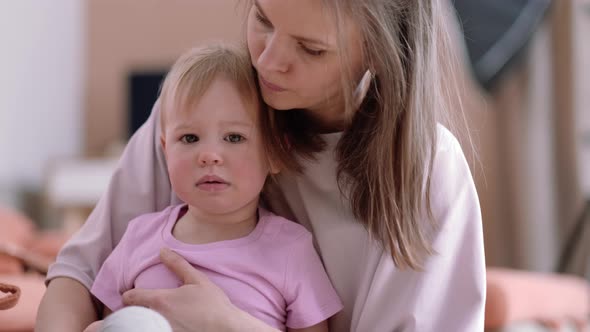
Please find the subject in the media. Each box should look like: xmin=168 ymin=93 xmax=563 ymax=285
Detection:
xmin=0 ymin=1 xmax=85 ymax=207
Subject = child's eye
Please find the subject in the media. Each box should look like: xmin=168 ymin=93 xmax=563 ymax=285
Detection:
xmin=180 ymin=134 xmax=199 ymax=144
xmin=224 ymin=134 xmax=245 ymax=143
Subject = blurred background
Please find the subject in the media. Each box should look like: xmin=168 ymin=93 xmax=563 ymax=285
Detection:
xmin=0 ymin=0 xmax=244 ymax=229
xmin=0 ymin=0 xmax=588 ymax=330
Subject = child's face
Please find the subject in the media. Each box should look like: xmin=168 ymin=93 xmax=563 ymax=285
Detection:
xmin=162 ymin=77 xmax=273 ymax=217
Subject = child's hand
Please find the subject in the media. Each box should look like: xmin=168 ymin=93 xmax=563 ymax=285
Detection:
xmin=83 ymin=320 xmax=103 ymax=332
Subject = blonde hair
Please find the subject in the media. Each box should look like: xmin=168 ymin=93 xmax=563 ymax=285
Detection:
xmin=242 ymin=1 xmax=466 ymax=269
xmin=159 ymin=43 xmax=304 ymax=173
xmin=326 ymin=0 xmax=464 ymax=269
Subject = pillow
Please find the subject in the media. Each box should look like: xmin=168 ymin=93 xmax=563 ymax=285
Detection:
xmin=0 ymin=274 xmax=45 ymax=331
xmin=485 ymin=268 xmax=590 ymax=329
xmin=0 ymin=207 xmax=36 ymax=274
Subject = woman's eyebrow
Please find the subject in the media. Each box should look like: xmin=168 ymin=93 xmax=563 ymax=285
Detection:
xmin=254 ymin=0 xmax=332 ymax=48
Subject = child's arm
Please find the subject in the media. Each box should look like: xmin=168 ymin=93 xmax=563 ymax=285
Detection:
xmin=288 ymin=320 xmax=328 ymax=332
xmin=103 ymin=306 xmax=113 ymax=317
xmin=82 ymin=305 xmax=113 ymax=332
xmin=80 ymin=216 xmax=138 ymax=332
xmin=35 ymin=277 xmax=98 ymax=332
xmin=39 ymin=101 xmax=172 ymax=331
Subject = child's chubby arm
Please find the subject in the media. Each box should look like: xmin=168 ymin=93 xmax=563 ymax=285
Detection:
xmin=82 ymin=306 xmax=113 ymax=332
xmin=288 ymin=320 xmax=329 ymax=332
xmin=35 ymin=277 xmax=98 ymax=332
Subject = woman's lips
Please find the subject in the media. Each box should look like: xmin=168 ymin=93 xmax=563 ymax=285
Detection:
xmin=259 ymin=76 xmax=286 ymax=92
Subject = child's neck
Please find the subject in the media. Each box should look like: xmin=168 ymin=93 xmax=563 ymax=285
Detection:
xmin=172 ymin=204 xmax=259 ymax=245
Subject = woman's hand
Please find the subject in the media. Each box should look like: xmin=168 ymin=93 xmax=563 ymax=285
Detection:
xmin=122 ymin=248 xmax=279 ymax=332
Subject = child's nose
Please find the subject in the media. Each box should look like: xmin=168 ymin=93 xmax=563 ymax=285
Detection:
xmin=198 ymin=150 xmax=223 ymax=166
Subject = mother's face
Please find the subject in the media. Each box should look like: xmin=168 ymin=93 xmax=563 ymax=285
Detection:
xmin=246 ymin=0 xmax=363 ymax=121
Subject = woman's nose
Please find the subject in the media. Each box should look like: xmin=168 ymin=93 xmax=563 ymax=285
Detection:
xmin=257 ymin=34 xmax=290 ymax=74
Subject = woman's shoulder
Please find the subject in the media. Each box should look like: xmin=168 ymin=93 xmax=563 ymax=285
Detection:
xmin=432 ymin=123 xmax=471 ymax=177
xmin=430 ymin=123 xmax=480 ymax=218
xmin=435 ymin=123 xmax=462 ymax=154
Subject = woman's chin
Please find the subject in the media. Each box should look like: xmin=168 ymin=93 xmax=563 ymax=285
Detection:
xmin=262 ymin=97 xmax=292 ymax=110
xmin=263 ymin=98 xmax=307 ymax=111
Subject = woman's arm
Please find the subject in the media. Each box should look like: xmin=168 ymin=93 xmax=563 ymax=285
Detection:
xmin=422 ymin=130 xmax=486 ymax=330
xmin=399 ymin=128 xmax=486 ymax=331
xmin=36 ymin=101 xmax=174 ymax=331
xmin=351 ymin=127 xmax=485 ymax=331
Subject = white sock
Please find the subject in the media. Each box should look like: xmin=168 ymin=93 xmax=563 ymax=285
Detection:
xmin=100 ymin=306 xmax=172 ymax=332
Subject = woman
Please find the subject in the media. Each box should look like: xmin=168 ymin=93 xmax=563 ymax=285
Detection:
xmin=37 ymin=0 xmax=485 ymax=331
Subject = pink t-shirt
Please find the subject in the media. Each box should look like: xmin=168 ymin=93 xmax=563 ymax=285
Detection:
xmin=91 ymin=204 xmax=343 ymax=330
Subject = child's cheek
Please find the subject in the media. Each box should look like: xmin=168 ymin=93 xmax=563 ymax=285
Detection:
xmin=167 ymin=156 xmax=194 ymax=186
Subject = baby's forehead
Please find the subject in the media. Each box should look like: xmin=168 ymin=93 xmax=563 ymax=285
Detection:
xmin=170 ymin=95 xmax=260 ymax=124
xmin=180 ymin=76 xmax=258 ymax=110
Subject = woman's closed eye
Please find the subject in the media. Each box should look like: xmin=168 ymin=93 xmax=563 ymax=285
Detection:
xmin=224 ymin=134 xmax=246 ymax=143
xmin=180 ymin=134 xmax=199 ymax=144
xmin=255 ymin=11 xmax=272 ymax=28
xmin=299 ymin=43 xmax=325 ymax=57
xmin=253 ymin=8 xmax=325 ymax=57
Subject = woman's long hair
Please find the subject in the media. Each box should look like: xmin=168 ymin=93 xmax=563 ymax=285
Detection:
xmin=244 ymin=0 xmax=467 ymax=269
xmin=327 ymin=0 xmax=465 ymax=269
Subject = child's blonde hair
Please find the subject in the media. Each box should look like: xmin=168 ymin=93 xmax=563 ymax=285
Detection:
xmin=159 ymin=43 xmax=302 ymax=173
